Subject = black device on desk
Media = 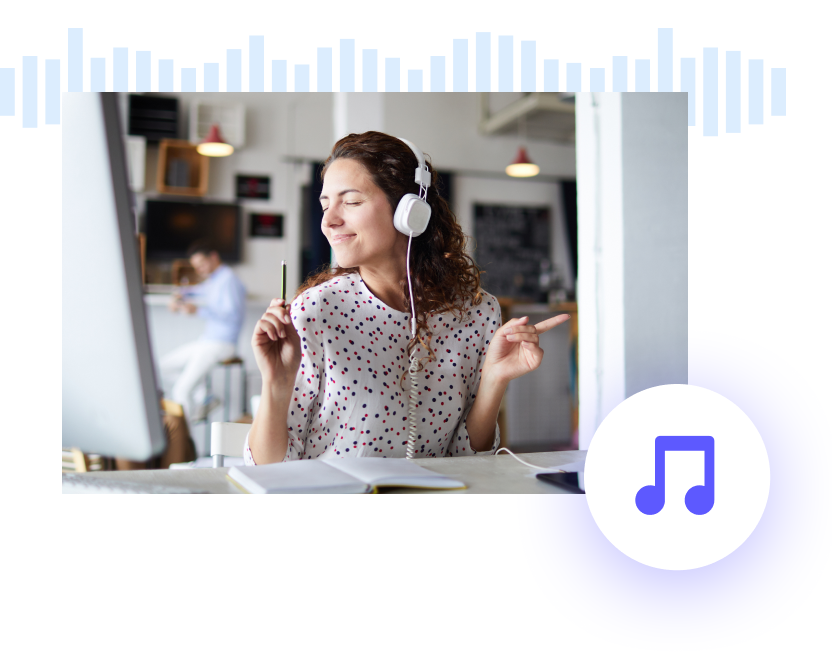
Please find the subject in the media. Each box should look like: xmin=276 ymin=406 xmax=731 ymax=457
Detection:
xmin=536 ymin=472 xmax=585 ymax=494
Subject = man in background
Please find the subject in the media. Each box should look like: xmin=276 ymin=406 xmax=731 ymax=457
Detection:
xmin=160 ymin=240 xmax=246 ymax=421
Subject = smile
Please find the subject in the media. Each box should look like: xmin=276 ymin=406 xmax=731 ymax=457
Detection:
xmin=331 ymin=234 xmax=356 ymax=245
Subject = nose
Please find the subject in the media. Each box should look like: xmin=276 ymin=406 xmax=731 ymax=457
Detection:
xmin=321 ymin=204 xmax=343 ymax=230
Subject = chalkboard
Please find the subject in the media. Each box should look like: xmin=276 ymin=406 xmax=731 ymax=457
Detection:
xmin=473 ymin=204 xmax=551 ymax=300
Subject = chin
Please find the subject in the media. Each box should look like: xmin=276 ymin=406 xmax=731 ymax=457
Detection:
xmin=332 ymin=250 xmax=359 ymax=268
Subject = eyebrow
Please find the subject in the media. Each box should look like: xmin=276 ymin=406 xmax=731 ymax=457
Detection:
xmin=319 ymin=188 xmax=361 ymax=202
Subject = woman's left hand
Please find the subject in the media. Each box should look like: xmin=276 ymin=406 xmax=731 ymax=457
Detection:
xmin=482 ymin=314 xmax=571 ymax=385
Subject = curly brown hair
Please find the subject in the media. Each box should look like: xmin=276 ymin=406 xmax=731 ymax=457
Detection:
xmin=295 ymin=131 xmax=483 ymax=368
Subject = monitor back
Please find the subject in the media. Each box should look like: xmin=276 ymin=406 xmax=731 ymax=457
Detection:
xmin=62 ymin=93 xmax=165 ymax=460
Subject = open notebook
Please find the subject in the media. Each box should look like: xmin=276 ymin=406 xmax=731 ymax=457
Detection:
xmin=227 ymin=457 xmax=467 ymax=494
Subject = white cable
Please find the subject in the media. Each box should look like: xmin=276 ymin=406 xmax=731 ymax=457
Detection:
xmin=493 ymin=448 xmax=554 ymax=470
xmin=405 ymin=232 xmax=418 ymax=459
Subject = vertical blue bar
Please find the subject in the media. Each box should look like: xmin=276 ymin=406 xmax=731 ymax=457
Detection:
xmin=205 ymin=63 xmax=219 ymax=92
xmin=272 ymin=60 xmax=287 ymax=92
xmin=295 ymin=65 xmax=309 ymax=92
xmin=543 ymin=60 xmax=558 ymax=91
xmin=317 ymin=47 xmax=332 ymax=92
xmin=113 ymin=48 xmax=127 ymax=92
xmin=45 ymin=59 xmax=60 ymax=124
xmin=0 ymin=69 xmax=13 ymax=116
xmin=498 ymin=36 xmax=512 ymax=92
xmin=362 ymin=50 xmax=377 ymax=92
xmin=635 ymin=59 xmax=650 ymax=91
xmin=476 ymin=32 xmax=490 ymax=92
xmin=91 ymin=58 xmax=105 ymax=92
xmin=453 ymin=39 xmax=467 ymax=92
xmin=408 ymin=70 xmax=423 ymax=92
xmin=612 ymin=56 xmax=627 ymax=92
xmin=430 ymin=56 xmax=445 ymax=92
xmin=726 ymin=51 xmax=740 ymax=133
xmin=22 ymin=56 xmax=36 ymax=128
xmin=658 ymin=28 xmax=672 ymax=92
xmin=749 ymin=60 xmax=763 ymax=124
xmin=68 ymin=28 xmax=82 ymax=92
xmin=772 ymin=68 xmax=786 ymax=116
xmin=250 ymin=36 xmax=264 ymax=92
xmin=136 ymin=51 xmax=150 ymax=92
xmin=566 ymin=63 xmax=581 ymax=92
xmin=159 ymin=60 xmax=173 ymax=92
xmin=703 ymin=48 xmax=718 ymax=136
xmin=182 ymin=68 xmax=196 ymax=92
xmin=681 ymin=58 xmax=695 ymax=126
xmin=590 ymin=68 xmax=605 ymax=92
xmin=385 ymin=58 xmax=400 ymax=91
xmin=227 ymin=49 xmax=241 ymax=92
xmin=340 ymin=39 xmax=355 ymax=92
xmin=521 ymin=41 xmax=535 ymax=91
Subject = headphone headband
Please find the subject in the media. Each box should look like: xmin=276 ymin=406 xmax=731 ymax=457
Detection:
xmin=397 ymin=137 xmax=432 ymax=190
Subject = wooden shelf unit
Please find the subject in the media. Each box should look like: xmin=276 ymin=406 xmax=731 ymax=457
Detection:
xmin=155 ymin=139 xmax=210 ymax=197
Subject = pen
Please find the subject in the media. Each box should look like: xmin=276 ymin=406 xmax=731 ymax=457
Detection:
xmin=281 ymin=260 xmax=287 ymax=303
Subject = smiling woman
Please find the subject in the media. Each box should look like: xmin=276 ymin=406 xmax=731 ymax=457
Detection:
xmin=244 ymin=131 xmax=570 ymax=465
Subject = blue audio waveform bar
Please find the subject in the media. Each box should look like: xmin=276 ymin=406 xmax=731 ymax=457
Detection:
xmin=0 ymin=28 xmax=786 ymax=136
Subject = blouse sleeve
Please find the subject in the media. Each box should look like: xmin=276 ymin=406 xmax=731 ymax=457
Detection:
xmin=243 ymin=295 xmax=325 ymax=465
xmin=447 ymin=295 xmax=502 ymax=456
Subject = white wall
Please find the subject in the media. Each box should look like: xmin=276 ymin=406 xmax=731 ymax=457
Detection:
xmin=576 ymin=93 xmax=688 ymax=450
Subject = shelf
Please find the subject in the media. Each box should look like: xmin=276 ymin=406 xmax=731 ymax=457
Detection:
xmin=155 ymin=139 xmax=210 ymax=197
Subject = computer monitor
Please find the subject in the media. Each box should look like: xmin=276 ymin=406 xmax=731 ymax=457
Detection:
xmin=62 ymin=93 xmax=166 ymax=461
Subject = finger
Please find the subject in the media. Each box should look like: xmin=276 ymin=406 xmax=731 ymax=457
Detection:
xmin=261 ymin=312 xmax=287 ymax=338
xmin=266 ymin=306 xmax=292 ymax=324
xmin=254 ymin=318 xmax=279 ymax=342
xmin=270 ymin=298 xmax=289 ymax=310
xmin=505 ymin=332 xmax=539 ymax=344
xmin=522 ymin=341 xmax=545 ymax=367
xmin=534 ymin=314 xmax=571 ymax=334
xmin=500 ymin=316 xmax=529 ymax=333
xmin=505 ymin=324 xmax=539 ymax=335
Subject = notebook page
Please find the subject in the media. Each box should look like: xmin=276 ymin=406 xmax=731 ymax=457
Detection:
xmin=228 ymin=460 xmax=370 ymax=494
xmin=322 ymin=458 xmax=466 ymax=490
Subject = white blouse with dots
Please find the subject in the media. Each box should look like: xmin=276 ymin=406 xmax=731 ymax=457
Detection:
xmin=243 ymin=274 xmax=501 ymax=464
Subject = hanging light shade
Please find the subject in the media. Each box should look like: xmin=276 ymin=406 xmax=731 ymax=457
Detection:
xmin=197 ymin=124 xmax=234 ymax=157
xmin=505 ymin=146 xmax=540 ymax=178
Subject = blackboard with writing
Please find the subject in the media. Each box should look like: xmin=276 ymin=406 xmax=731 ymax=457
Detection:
xmin=473 ymin=204 xmax=551 ymax=301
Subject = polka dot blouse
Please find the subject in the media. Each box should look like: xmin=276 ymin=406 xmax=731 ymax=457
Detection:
xmin=244 ymin=274 xmax=501 ymax=464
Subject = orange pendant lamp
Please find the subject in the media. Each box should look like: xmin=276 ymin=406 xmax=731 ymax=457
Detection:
xmin=197 ymin=124 xmax=234 ymax=157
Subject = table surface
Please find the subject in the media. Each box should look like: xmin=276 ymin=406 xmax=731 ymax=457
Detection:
xmin=79 ymin=450 xmax=587 ymax=494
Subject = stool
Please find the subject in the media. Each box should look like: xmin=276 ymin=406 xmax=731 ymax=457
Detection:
xmin=202 ymin=356 xmax=247 ymax=452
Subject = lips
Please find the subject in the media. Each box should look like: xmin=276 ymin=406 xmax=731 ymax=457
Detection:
xmin=331 ymin=234 xmax=356 ymax=245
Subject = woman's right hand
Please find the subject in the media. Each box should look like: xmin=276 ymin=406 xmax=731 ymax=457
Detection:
xmin=251 ymin=298 xmax=302 ymax=389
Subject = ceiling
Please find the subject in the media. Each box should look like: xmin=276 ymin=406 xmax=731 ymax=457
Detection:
xmin=479 ymin=92 xmax=576 ymax=144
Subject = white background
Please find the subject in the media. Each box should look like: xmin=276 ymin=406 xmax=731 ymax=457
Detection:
xmin=3 ymin=2 xmax=830 ymax=663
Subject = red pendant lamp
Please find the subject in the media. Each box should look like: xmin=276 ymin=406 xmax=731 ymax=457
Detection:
xmin=505 ymin=146 xmax=540 ymax=177
xmin=197 ymin=124 xmax=234 ymax=157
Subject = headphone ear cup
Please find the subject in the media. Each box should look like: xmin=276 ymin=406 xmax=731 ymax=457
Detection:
xmin=393 ymin=194 xmax=431 ymax=237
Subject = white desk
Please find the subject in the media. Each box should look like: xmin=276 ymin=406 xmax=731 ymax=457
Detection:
xmin=80 ymin=450 xmax=587 ymax=494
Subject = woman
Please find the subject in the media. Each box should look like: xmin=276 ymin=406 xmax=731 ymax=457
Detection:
xmin=245 ymin=131 xmax=568 ymax=465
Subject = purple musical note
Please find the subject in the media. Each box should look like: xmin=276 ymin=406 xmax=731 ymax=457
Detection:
xmin=636 ymin=436 xmax=715 ymax=515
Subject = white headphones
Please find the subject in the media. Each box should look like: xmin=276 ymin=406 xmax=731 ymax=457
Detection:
xmin=392 ymin=138 xmax=432 ymax=237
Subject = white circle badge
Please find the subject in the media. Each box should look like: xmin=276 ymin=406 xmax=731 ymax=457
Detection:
xmin=585 ymin=384 xmax=770 ymax=570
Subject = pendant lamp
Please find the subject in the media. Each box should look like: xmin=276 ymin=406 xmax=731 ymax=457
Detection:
xmin=505 ymin=146 xmax=540 ymax=177
xmin=197 ymin=124 xmax=234 ymax=157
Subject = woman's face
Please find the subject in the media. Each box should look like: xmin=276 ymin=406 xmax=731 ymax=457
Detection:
xmin=319 ymin=158 xmax=404 ymax=270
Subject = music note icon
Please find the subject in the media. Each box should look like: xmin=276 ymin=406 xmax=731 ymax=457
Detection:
xmin=635 ymin=436 xmax=715 ymax=515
